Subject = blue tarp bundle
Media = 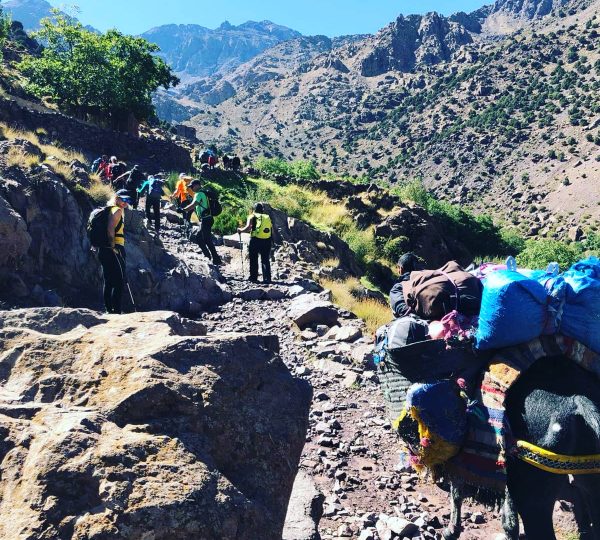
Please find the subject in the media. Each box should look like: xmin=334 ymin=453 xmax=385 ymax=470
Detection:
xmin=558 ymin=257 xmax=600 ymax=353
xmin=476 ymin=269 xmax=547 ymax=350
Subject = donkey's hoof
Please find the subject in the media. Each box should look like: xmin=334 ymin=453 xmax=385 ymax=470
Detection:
xmin=443 ymin=528 xmax=460 ymax=540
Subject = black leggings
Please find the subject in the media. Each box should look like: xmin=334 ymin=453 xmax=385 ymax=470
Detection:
xmin=98 ymin=246 xmax=126 ymax=313
xmin=145 ymin=196 xmax=161 ymax=232
xmin=195 ymin=216 xmax=221 ymax=264
xmin=249 ymin=237 xmax=272 ymax=282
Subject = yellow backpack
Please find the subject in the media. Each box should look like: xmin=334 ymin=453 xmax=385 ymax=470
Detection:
xmin=252 ymin=213 xmax=272 ymax=239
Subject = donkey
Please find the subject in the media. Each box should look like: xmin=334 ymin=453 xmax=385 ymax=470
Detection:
xmin=443 ymin=355 xmax=600 ymax=539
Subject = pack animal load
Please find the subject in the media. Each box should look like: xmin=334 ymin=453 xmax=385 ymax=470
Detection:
xmin=376 ymin=255 xmax=600 ymax=498
xmin=401 ymin=261 xmax=483 ymax=320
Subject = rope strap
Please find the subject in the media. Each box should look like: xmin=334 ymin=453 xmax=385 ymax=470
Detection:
xmin=516 ymin=440 xmax=600 ymax=475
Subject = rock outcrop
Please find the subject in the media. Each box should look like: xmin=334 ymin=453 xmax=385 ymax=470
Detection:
xmin=0 ymin=307 xmax=311 ymax=540
xmin=359 ymin=13 xmax=473 ymax=76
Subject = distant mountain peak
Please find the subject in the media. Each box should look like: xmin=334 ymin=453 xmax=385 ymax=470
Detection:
xmin=1 ymin=0 xmax=54 ymax=31
xmin=141 ymin=20 xmax=301 ymax=79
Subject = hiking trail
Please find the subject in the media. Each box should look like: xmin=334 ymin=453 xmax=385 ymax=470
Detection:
xmin=158 ymin=215 xmax=533 ymax=540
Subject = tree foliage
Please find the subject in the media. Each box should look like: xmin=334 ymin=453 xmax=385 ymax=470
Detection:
xmin=254 ymin=157 xmax=319 ymax=181
xmin=517 ymin=239 xmax=582 ymax=270
xmin=18 ymin=11 xmax=178 ymax=125
xmin=0 ymin=7 xmax=11 ymax=53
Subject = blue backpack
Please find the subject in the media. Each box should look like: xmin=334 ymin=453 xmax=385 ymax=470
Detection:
xmin=148 ymin=177 xmax=165 ymax=201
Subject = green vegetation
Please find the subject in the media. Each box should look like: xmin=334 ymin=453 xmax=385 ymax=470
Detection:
xmin=254 ymin=157 xmax=319 ymax=181
xmin=17 ymin=11 xmax=178 ymax=127
xmin=0 ymin=7 xmax=11 ymax=54
xmin=517 ymin=239 xmax=582 ymax=270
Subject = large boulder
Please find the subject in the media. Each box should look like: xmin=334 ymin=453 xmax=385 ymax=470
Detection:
xmin=289 ymin=294 xmax=339 ymax=330
xmin=374 ymin=204 xmax=472 ymax=268
xmin=0 ymin=308 xmax=311 ymax=540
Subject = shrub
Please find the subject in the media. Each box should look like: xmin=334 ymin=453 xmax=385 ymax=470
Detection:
xmin=517 ymin=239 xmax=582 ymax=270
xmin=381 ymin=236 xmax=409 ymax=263
xmin=86 ymin=180 xmax=114 ymax=205
xmin=6 ymin=147 xmax=40 ymax=168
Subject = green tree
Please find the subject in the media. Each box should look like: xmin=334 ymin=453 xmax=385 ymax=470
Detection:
xmin=18 ymin=11 xmax=178 ymax=128
xmin=0 ymin=7 xmax=11 ymax=54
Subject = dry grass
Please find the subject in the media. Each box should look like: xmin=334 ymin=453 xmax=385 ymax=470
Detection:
xmin=87 ymin=179 xmax=114 ymax=205
xmin=321 ymin=257 xmax=340 ymax=268
xmin=321 ymin=277 xmax=392 ymax=335
xmin=41 ymin=144 xmax=87 ymax=165
xmin=47 ymin=160 xmax=75 ymax=181
xmin=6 ymin=146 xmax=41 ymax=168
xmin=0 ymin=122 xmax=88 ymax=165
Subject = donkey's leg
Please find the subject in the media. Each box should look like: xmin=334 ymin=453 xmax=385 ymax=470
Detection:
xmin=443 ymin=481 xmax=463 ymax=540
xmin=500 ymin=486 xmax=519 ymax=540
xmin=573 ymin=475 xmax=600 ymax=540
xmin=508 ymin=459 xmax=560 ymax=540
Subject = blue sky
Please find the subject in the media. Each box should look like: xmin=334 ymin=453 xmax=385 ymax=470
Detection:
xmin=49 ymin=0 xmax=488 ymax=36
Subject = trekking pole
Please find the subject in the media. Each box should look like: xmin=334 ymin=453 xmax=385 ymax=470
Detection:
xmin=238 ymin=232 xmax=245 ymax=279
xmin=126 ymin=283 xmax=137 ymax=312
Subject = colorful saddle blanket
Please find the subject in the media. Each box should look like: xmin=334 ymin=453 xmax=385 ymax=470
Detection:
xmin=445 ymin=335 xmax=600 ymax=493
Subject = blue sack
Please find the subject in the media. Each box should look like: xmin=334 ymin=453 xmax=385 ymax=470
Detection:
xmin=559 ymin=257 xmax=600 ymax=353
xmin=476 ymin=265 xmax=547 ymax=350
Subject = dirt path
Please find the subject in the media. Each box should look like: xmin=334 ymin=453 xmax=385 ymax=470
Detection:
xmin=160 ymin=220 xmax=578 ymax=540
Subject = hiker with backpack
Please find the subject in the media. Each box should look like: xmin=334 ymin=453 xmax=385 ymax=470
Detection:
xmin=171 ymin=173 xmax=194 ymax=233
xmin=183 ymin=178 xmax=222 ymax=266
xmin=119 ymin=165 xmax=145 ymax=209
xmin=237 ymin=202 xmax=273 ymax=284
xmin=138 ymin=174 xmax=165 ymax=234
xmin=109 ymin=160 xmax=128 ymax=190
xmin=88 ymin=189 xmax=132 ymax=314
xmin=91 ymin=155 xmax=108 ymax=175
xmin=390 ymin=253 xmax=425 ymax=317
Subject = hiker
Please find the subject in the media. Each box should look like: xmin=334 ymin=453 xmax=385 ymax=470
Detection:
xmin=171 ymin=173 xmax=194 ymax=232
xmin=390 ymin=252 xmax=424 ymax=318
xmin=138 ymin=174 xmax=165 ymax=234
xmin=237 ymin=202 xmax=272 ymax=284
xmin=109 ymin=159 xmax=128 ymax=189
xmin=91 ymin=154 xmax=108 ymax=174
xmin=184 ymin=179 xmax=222 ymax=265
xmin=116 ymin=165 xmax=144 ymax=209
xmin=97 ymin=189 xmax=131 ymax=314
xmin=98 ymin=156 xmax=115 ymax=180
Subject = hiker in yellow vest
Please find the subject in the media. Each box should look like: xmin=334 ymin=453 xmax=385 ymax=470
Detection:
xmin=237 ymin=202 xmax=272 ymax=283
xmin=99 ymin=189 xmax=131 ymax=313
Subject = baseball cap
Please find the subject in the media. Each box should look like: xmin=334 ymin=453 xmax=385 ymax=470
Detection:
xmin=115 ymin=189 xmax=133 ymax=204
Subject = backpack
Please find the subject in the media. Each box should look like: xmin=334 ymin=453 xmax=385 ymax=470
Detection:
xmin=147 ymin=177 xmax=165 ymax=201
xmin=91 ymin=157 xmax=103 ymax=174
xmin=87 ymin=207 xmax=114 ymax=248
xmin=401 ymin=261 xmax=483 ymax=320
xmin=109 ymin=163 xmax=126 ymax=181
xmin=201 ymin=187 xmax=222 ymax=217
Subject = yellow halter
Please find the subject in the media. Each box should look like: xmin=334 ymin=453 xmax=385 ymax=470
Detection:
xmin=516 ymin=440 xmax=600 ymax=475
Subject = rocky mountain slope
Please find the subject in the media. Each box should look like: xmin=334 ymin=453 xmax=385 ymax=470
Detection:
xmin=184 ymin=1 xmax=600 ymax=237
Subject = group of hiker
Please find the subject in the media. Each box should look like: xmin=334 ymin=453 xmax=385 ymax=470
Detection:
xmin=88 ymin=159 xmax=273 ymax=314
